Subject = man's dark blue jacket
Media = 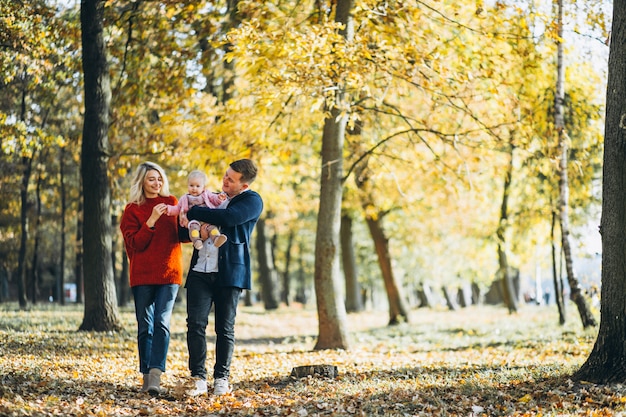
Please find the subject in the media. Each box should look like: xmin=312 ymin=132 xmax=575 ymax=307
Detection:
xmin=186 ymin=190 xmax=263 ymax=290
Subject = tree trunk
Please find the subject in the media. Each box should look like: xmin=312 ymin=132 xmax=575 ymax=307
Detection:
xmin=554 ymin=0 xmax=596 ymax=329
xmin=313 ymin=0 xmax=353 ymax=351
xmin=496 ymin=144 xmax=517 ymax=313
xmin=551 ymin=208 xmax=566 ymax=324
xmin=16 ymin=81 xmax=32 ymax=310
xmin=442 ymin=286 xmax=459 ymax=311
xmin=295 ymin=241 xmax=309 ymax=305
xmin=341 ymin=213 xmax=362 ymax=313
xmin=574 ymin=0 xmax=626 ymax=383
xmin=75 ymin=189 xmax=84 ymax=304
xmin=119 ymin=246 xmax=130 ymax=307
xmin=255 ymin=218 xmax=279 ymax=310
xmin=364 ymin=214 xmax=410 ymax=324
xmin=30 ymin=165 xmax=43 ymax=304
xmin=281 ymin=230 xmax=294 ymax=306
xmin=59 ymin=147 xmax=67 ymax=305
xmin=222 ymin=0 xmax=241 ymax=102
xmin=79 ymin=0 xmax=122 ymax=331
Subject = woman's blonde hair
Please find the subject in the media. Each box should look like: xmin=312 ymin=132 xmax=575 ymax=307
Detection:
xmin=128 ymin=162 xmax=170 ymax=205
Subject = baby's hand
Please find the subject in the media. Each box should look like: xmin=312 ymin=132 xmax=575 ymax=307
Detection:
xmin=179 ymin=213 xmax=189 ymax=228
xmin=200 ymin=224 xmax=211 ymax=241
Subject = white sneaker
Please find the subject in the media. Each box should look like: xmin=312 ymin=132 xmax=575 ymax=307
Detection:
xmin=186 ymin=377 xmax=207 ymax=397
xmin=213 ymin=377 xmax=231 ymax=395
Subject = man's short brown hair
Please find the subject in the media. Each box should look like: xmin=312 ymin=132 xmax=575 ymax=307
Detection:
xmin=230 ymin=159 xmax=258 ymax=184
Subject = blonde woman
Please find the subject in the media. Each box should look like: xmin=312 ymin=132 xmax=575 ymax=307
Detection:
xmin=120 ymin=162 xmax=183 ymax=395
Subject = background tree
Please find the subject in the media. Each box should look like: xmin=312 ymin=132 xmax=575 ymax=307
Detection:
xmin=79 ymin=0 xmax=122 ymax=331
xmin=313 ymin=0 xmax=354 ymax=350
xmin=574 ymin=0 xmax=626 ymax=383
xmin=554 ymin=0 xmax=596 ymax=328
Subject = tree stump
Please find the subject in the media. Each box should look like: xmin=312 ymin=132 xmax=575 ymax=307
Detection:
xmin=290 ymin=364 xmax=338 ymax=379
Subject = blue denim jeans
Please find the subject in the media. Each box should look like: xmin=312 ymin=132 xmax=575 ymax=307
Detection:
xmin=132 ymin=284 xmax=179 ymax=374
xmin=186 ymin=270 xmax=242 ymax=380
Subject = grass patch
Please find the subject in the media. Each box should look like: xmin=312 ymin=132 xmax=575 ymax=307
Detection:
xmin=1 ymin=302 xmax=623 ymax=416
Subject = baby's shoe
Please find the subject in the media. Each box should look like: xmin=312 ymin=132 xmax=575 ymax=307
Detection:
xmin=213 ymin=234 xmax=227 ymax=248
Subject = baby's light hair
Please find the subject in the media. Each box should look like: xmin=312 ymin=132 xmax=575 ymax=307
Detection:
xmin=188 ymin=170 xmax=208 ymax=187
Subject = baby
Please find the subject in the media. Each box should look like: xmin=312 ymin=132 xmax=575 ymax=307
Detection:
xmin=167 ymin=170 xmax=228 ymax=249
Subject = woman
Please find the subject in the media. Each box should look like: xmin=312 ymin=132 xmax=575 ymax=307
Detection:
xmin=120 ymin=162 xmax=183 ymax=395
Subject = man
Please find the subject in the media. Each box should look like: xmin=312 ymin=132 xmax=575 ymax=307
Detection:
xmin=184 ymin=159 xmax=263 ymax=396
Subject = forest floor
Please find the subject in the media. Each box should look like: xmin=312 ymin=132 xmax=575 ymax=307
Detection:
xmin=0 ymin=301 xmax=623 ymax=416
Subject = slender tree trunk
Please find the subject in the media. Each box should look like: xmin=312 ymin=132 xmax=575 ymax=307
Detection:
xmin=550 ymin=208 xmax=566 ymax=324
xmin=364 ymin=214 xmax=409 ymax=324
xmin=574 ymin=0 xmax=626 ymax=382
xmin=75 ymin=190 xmax=84 ymax=304
xmin=496 ymin=145 xmax=517 ymax=313
xmin=79 ymin=0 xmax=122 ymax=331
xmin=281 ymin=230 xmax=294 ymax=306
xmin=223 ymin=0 xmax=240 ymax=102
xmin=16 ymin=78 xmax=32 ymax=309
xmin=554 ymin=0 xmax=596 ymax=329
xmin=32 ymin=165 xmax=47 ymax=303
xmin=255 ymin=218 xmax=279 ymax=310
xmin=60 ymin=147 xmax=66 ymax=305
xmin=119 ymin=246 xmax=130 ymax=307
xmin=295 ymin=241 xmax=308 ymax=305
xmin=341 ymin=213 xmax=363 ymax=313
xmin=313 ymin=0 xmax=354 ymax=350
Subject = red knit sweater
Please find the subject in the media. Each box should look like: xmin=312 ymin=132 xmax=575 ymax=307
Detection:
xmin=120 ymin=195 xmax=183 ymax=287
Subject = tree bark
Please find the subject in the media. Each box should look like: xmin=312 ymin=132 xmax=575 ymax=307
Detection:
xmin=16 ymin=82 xmax=32 ymax=310
xmin=60 ymin=147 xmax=67 ymax=305
xmin=312 ymin=0 xmax=354 ymax=351
xmin=364 ymin=213 xmax=410 ymax=324
xmin=574 ymin=0 xmax=626 ymax=383
xmin=79 ymin=0 xmax=122 ymax=331
xmin=554 ymin=0 xmax=596 ymax=329
xmin=496 ymin=145 xmax=517 ymax=313
xmin=75 ymin=187 xmax=84 ymax=304
xmin=341 ymin=213 xmax=362 ymax=313
xmin=281 ymin=230 xmax=294 ymax=306
xmin=255 ymin=218 xmax=279 ymax=310
xmin=551 ymin=208 xmax=566 ymax=324
xmin=31 ymin=164 xmax=46 ymax=303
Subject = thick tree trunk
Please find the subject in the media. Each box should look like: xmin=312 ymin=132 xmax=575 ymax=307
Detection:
xmin=79 ymin=0 xmax=122 ymax=331
xmin=255 ymin=218 xmax=279 ymax=310
xmin=341 ymin=214 xmax=363 ymax=313
xmin=314 ymin=103 xmax=351 ymax=350
xmin=574 ymin=0 xmax=626 ymax=383
xmin=554 ymin=0 xmax=595 ymax=329
xmin=313 ymin=0 xmax=353 ymax=351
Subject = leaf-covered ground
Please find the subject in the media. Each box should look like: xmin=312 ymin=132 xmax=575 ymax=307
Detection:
xmin=0 ymin=302 xmax=624 ymax=416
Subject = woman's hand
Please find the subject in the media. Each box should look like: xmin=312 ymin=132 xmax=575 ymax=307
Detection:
xmin=147 ymin=203 xmax=167 ymax=228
